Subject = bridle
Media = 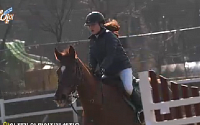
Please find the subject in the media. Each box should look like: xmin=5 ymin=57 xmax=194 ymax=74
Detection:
xmin=68 ymin=59 xmax=84 ymax=117
xmin=59 ymin=58 xmax=104 ymax=122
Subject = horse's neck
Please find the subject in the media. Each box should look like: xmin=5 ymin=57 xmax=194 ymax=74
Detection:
xmin=76 ymin=59 xmax=97 ymax=102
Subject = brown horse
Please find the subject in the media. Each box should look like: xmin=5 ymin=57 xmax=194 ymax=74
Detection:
xmin=53 ymin=46 xmax=143 ymax=125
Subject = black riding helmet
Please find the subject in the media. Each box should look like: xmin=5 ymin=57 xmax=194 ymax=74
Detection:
xmin=84 ymin=11 xmax=105 ymax=26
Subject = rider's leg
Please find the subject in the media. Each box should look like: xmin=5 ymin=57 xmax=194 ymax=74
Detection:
xmin=119 ymin=68 xmax=143 ymax=111
xmin=119 ymin=68 xmax=133 ymax=95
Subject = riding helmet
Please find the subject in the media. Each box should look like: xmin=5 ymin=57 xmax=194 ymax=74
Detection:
xmin=84 ymin=11 xmax=105 ymax=26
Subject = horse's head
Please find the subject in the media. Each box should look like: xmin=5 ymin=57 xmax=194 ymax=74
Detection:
xmin=53 ymin=46 xmax=80 ymax=107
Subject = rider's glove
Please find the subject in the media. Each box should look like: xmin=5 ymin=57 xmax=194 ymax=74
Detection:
xmin=95 ymin=68 xmax=105 ymax=79
xmin=100 ymin=68 xmax=105 ymax=75
xmin=100 ymin=68 xmax=106 ymax=79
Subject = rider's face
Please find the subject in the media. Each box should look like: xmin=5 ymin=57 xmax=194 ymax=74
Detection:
xmin=87 ymin=23 xmax=101 ymax=35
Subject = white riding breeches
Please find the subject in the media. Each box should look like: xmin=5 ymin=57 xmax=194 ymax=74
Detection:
xmin=119 ymin=68 xmax=133 ymax=95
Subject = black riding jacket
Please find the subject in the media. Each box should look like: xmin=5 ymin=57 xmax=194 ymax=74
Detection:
xmin=88 ymin=28 xmax=132 ymax=76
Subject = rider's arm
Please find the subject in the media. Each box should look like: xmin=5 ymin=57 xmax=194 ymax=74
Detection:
xmin=100 ymin=32 xmax=118 ymax=70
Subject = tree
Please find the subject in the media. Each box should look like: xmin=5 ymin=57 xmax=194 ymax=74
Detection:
xmin=29 ymin=0 xmax=74 ymax=44
xmin=123 ymin=0 xmax=151 ymax=71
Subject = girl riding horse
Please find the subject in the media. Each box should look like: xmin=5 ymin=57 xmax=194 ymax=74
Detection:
xmin=85 ymin=11 xmax=143 ymax=120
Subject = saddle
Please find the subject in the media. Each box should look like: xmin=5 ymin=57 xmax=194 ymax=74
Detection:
xmin=100 ymin=75 xmax=140 ymax=91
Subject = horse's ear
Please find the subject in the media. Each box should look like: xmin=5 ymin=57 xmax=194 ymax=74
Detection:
xmin=54 ymin=48 xmax=62 ymax=61
xmin=69 ymin=46 xmax=77 ymax=58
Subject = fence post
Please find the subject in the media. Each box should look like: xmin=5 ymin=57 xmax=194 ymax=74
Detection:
xmin=138 ymin=71 xmax=156 ymax=125
xmin=0 ymin=99 xmax=5 ymax=123
xmin=72 ymin=101 xmax=78 ymax=123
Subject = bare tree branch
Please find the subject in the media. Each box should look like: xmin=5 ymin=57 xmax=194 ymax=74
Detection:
xmin=43 ymin=0 xmax=59 ymax=19
xmin=28 ymin=7 xmax=56 ymax=35
xmin=28 ymin=0 xmax=74 ymax=43
xmin=59 ymin=0 xmax=68 ymax=21
xmin=40 ymin=22 xmax=56 ymax=34
xmin=91 ymin=0 xmax=98 ymax=10
xmin=62 ymin=0 xmax=74 ymax=25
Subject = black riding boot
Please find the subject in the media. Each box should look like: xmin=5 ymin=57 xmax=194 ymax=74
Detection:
xmin=130 ymin=88 xmax=144 ymax=124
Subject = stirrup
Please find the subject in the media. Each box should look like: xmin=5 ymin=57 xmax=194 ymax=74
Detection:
xmin=137 ymin=110 xmax=144 ymax=124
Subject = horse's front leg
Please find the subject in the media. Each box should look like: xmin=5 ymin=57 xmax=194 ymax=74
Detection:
xmin=81 ymin=111 xmax=94 ymax=125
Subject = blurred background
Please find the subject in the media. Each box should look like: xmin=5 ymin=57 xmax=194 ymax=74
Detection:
xmin=0 ymin=0 xmax=200 ymax=123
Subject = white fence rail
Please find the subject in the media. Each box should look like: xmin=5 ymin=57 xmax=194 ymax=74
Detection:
xmin=139 ymin=71 xmax=200 ymax=125
xmin=0 ymin=94 xmax=82 ymax=123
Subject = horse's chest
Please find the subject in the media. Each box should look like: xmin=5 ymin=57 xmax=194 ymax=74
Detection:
xmin=83 ymin=105 xmax=104 ymax=125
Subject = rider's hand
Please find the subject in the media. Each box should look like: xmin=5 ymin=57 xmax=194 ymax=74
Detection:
xmin=99 ymin=68 xmax=105 ymax=75
xmin=95 ymin=68 xmax=105 ymax=79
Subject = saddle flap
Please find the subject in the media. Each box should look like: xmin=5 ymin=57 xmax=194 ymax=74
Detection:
xmin=102 ymin=75 xmax=121 ymax=81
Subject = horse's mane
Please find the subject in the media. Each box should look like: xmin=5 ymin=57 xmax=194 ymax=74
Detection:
xmin=77 ymin=57 xmax=92 ymax=74
xmin=84 ymin=64 xmax=92 ymax=72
